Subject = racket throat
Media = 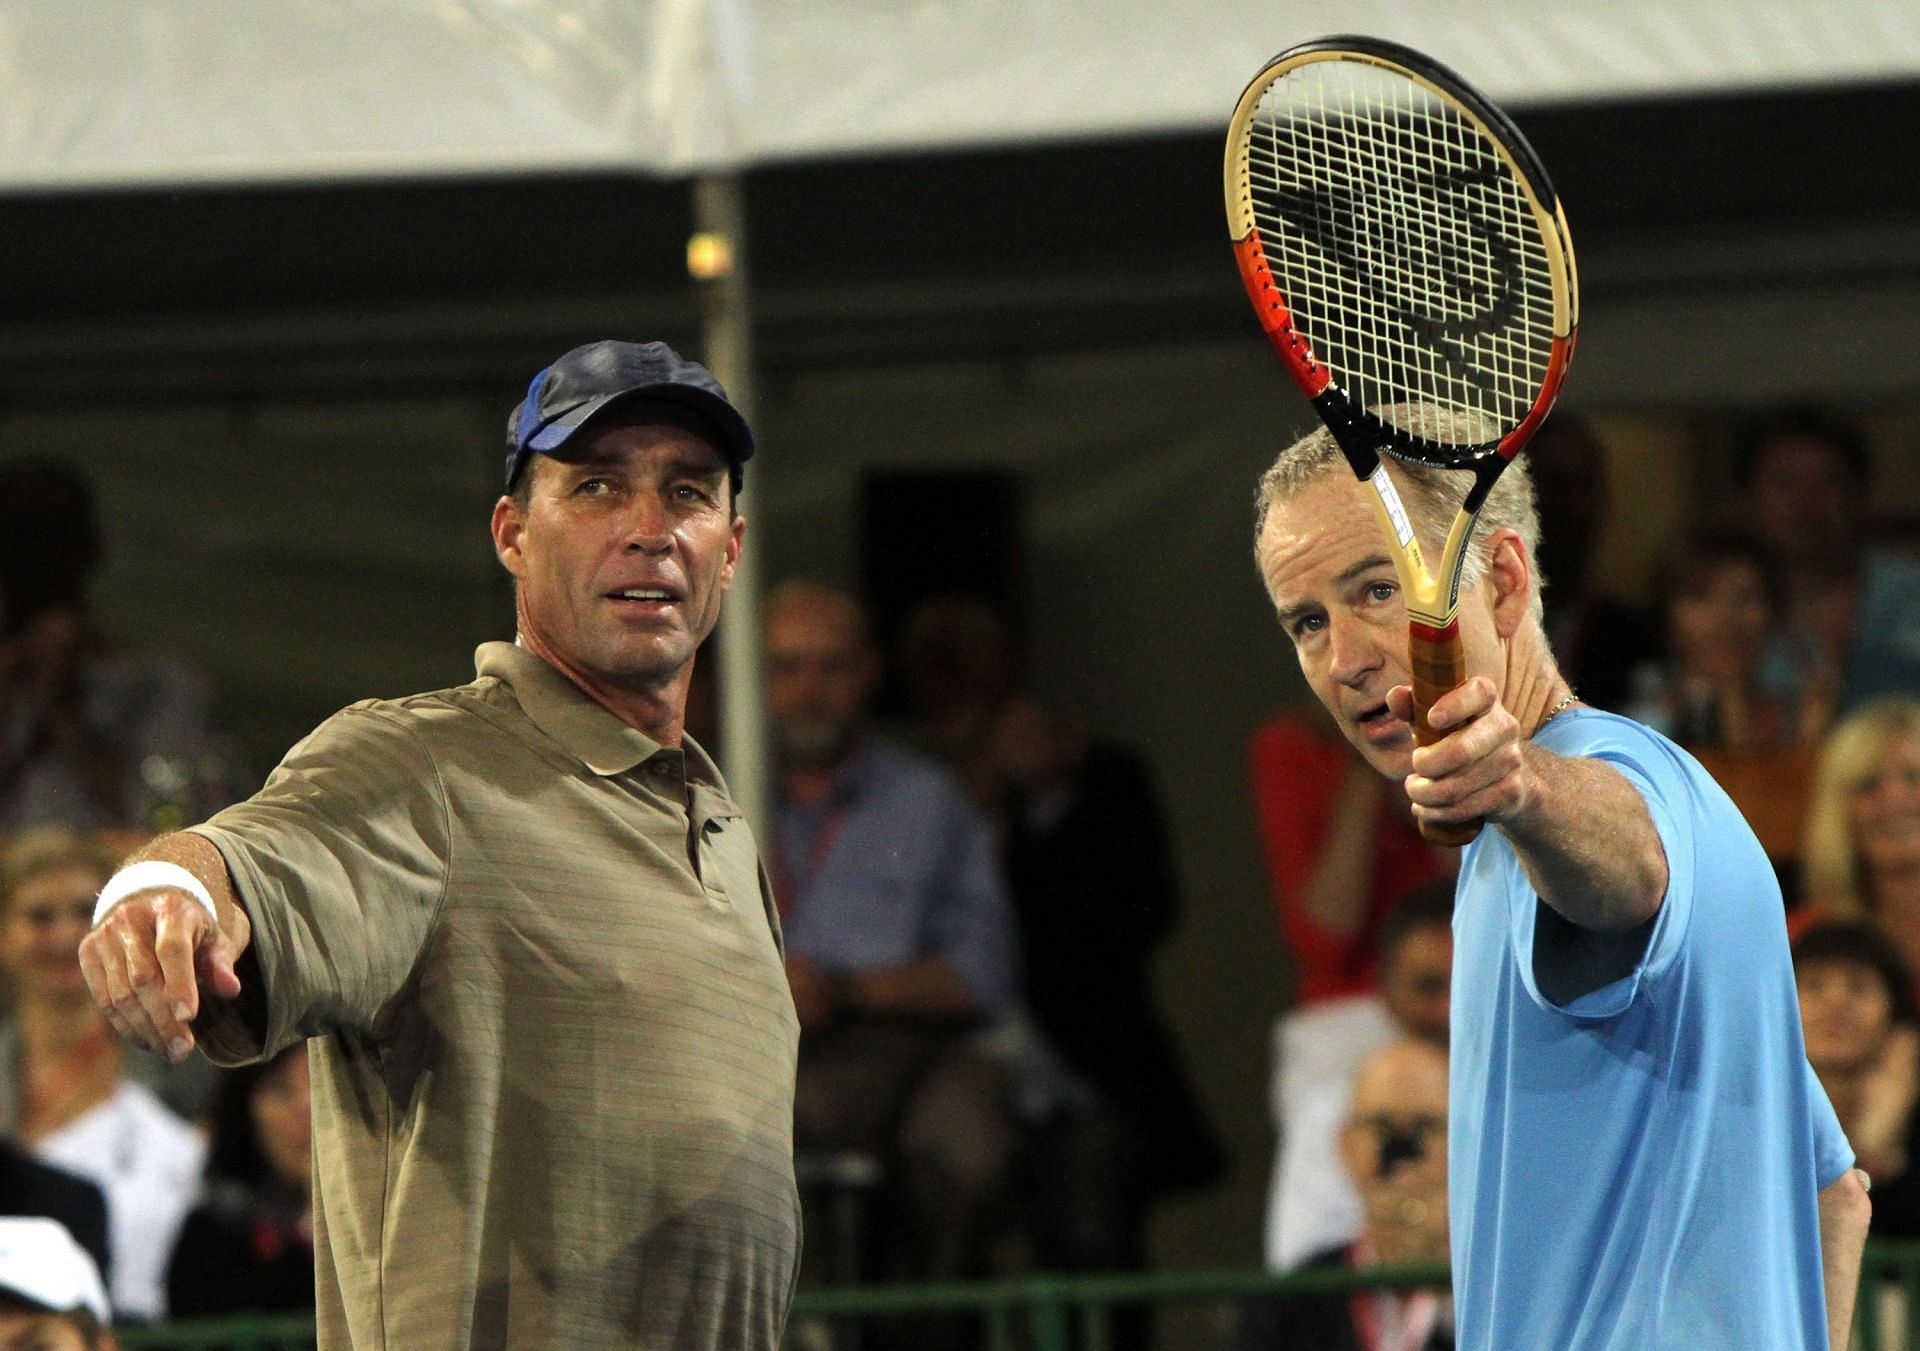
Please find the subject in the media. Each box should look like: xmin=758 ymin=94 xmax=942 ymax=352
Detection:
xmin=1363 ymin=465 xmax=1448 ymax=623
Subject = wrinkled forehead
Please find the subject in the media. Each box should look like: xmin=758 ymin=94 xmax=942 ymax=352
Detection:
xmin=1256 ymin=474 xmax=1390 ymax=592
xmin=1351 ymin=1051 xmax=1449 ymax=1116
xmin=766 ymin=595 xmax=872 ymax=660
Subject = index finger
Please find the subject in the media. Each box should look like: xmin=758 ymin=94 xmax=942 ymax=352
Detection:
xmin=1421 ymin=675 xmax=1497 ymax=734
xmin=152 ymin=901 xmax=210 ymax=1026
xmin=1409 ymin=689 xmax=1509 ymax=782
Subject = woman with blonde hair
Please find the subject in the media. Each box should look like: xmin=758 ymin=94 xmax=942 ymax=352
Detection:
xmin=1803 ymin=697 xmax=1920 ymax=980
xmin=0 ymin=826 xmax=204 ymax=1322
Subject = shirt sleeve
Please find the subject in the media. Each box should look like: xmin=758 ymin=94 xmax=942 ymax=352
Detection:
xmin=925 ymin=792 xmax=1020 ymax=1016
xmin=1805 ymin=1058 xmax=1857 ymax=1188
xmin=189 ymin=704 xmax=451 ymax=1063
xmin=1516 ymin=720 xmax=1695 ymax=1021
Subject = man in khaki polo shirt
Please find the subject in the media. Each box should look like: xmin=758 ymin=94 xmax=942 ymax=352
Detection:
xmin=78 ymin=340 xmax=800 ymax=1350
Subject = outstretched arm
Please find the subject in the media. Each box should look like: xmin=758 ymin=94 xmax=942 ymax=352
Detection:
xmin=78 ymin=831 xmax=251 ymax=1062
xmin=1820 ymin=1168 xmax=1872 ymax=1351
xmin=1389 ymin=680 xmax=1668 ymax=932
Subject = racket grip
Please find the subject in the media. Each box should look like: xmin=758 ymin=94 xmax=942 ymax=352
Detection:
xmin=1409 ymin=620 xmax=1482 ymax=847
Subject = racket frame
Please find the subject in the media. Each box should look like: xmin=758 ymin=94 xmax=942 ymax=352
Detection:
xmin=1228 ymin=35 xmax=1579 ymax=843
xmin=1229 ymin=36 xmax=1577 ymax=621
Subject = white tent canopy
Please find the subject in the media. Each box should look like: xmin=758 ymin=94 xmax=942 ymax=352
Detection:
xmin=5 ymin=0 xmax=1917 ymax=189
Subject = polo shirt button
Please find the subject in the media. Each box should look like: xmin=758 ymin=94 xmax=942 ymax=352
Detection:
xmin=652 ymin=760 xmax=674 ymax=776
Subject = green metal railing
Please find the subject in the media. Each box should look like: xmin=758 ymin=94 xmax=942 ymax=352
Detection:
xmin=120 ymin=1314 xmax=316 ymax=1350
xmin=789 ymin=1260 xmax=1452 ymax=1351
xmin=116 ymin=1242 xmax=1920 ymax=1350
xmin=1857 ymin=1239 xmax=1920 ymax=1351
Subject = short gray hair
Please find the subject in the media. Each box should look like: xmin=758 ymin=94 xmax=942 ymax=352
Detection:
xmin=1253 ymin=408 xmax=1548 ymax=629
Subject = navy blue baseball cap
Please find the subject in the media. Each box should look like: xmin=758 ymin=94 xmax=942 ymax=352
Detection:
xmin=505 ymin=340 xmax=755 ymax=491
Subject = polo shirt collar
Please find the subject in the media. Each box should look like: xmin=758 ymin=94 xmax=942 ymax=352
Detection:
xmin=474 ymin=641 xmax=663 ymax=776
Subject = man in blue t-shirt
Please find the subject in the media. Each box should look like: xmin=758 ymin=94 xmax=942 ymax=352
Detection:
xmin=1252 ymin=416 xmax=1871 ymax=1349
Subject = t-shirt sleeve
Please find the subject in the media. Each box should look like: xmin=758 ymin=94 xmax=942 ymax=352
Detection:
xmin=188 ymin=704 xmax=451 ymax=1063
xmin=1805 ymin=1058 xmax=1856 ymax=1188
xmin=1517 ymin=720 xmax=1695 ymax=1021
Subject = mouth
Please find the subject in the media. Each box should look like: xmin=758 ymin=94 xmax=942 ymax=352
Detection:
xmin=605 ymin=585 xmax=683 ymax=615
xmin=1353 ymin=700 xmax=1404 ymax=745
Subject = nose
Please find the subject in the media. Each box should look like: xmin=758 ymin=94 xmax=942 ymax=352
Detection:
xmin=53 ymin=911 xmax=91 ymax=955
xmin=620 ymin=492 xmax=674 ymax=555
xmin=1326 ymin=614 xmax=1383 ymax=689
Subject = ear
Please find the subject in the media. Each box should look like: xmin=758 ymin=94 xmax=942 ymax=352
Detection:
xmin=492 ymin=495 xmax=527 ymax=580
xmin=1484 ymin=527 xmax=1533 ymax=641
xmin=717 ymin=514 xmax=746 ymax=592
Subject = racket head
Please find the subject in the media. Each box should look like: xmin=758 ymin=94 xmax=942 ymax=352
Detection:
xmin=1225 ymin=35 xmax=1578 ymax=479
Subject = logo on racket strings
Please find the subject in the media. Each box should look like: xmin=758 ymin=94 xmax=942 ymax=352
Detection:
xmin=1254 ymin=124 xmax=1544 ymax=407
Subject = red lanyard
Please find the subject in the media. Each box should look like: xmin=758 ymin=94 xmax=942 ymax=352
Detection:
xmin=1345 ymin=1241 xmax=1444 ymax=1351
xmin=770 ymin=802 xmax=850 ymax=916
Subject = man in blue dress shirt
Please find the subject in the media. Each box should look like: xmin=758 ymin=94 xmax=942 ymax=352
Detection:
xmin=764 ymin=578 xmax=1022 ymax=1285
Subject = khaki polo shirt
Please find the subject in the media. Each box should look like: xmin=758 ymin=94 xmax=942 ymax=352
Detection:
xmin=192 ymin=642 xmax=800 ymax=1351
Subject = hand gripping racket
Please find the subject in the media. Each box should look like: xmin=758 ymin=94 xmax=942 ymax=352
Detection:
xmin=1226 ymin=35 xmax=1579 ymax=845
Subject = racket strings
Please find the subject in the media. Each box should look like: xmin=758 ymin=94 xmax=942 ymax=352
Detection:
xmin=1245 ymin=61 xmax=1557 ymax=439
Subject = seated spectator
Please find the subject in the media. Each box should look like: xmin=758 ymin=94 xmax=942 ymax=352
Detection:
xmin=1242 ymin=1037 xmax=1453 ymax=1350
xmin=1735 ymin=404 xmax=1920 ymax=715
xmin=0 ymin=458 xmax=247 ymax=841
xmin=1794 ymin=921 xmax=1920 ymax=1235
xmin=1248 ymin=704 xmax=1455 ymax=1005
xmin=897 ymin=593 xmax=1224 ymax=1281
xmin=893 ymin=592 xmax=1026 ymax=808
xmin=1266 ymin=883 xmax=1452 ymax=1271
xmin=0 ymin=1141 xmax=109 ymax=1289
xmin=1625 ymin=526 xmax=1826 ymax=881
xmin=765 ymin=580 xmax=1022 ymax=1285
xmin=0 ymin=1217 xmax=116 ymax=1351
xmin=1628 ymin=526 xmax=1825 ymax=751
xmin=0 ymin=828 xmax=203 ymax=1322
xmin=1801 ymin=698 xmax=1920 ymax=973
xmin=166 ymin=1043 xmax=315 ymax=1318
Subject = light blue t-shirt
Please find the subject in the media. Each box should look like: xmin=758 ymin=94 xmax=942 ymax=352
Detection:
xmin=1450 ymin=708 xmax=1852 ymax=1349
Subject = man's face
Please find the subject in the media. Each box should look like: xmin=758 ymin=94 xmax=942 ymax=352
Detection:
xmin=1258 ymin=469 xmax=1504 ymax=780
xmin=250 ymin=1046 xmax=313 ymax=1187
xmin=1668 ymin=556 xmax=1772 ymax=685
xmin=494 ymin=420 xmax=743 ymax=696
xmin=1744 ymin=437 xmax=1861 ymax=567
xmin=1798 ymin=959 xmax=1895 ymax=1077
xmin=1379 ymin=925 xmax=1453 ymax=1046
xmin=2 ymin=863 xmax=103 ymax=1005
xmin=1337 ymin=1039 xmax=1449 ymax=1264
xmin=764 ymin=595 xmax=877 ymax=768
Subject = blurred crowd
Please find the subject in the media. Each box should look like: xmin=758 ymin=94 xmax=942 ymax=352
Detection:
xmin=4 ymin=398 xmax=1920 ymax=1343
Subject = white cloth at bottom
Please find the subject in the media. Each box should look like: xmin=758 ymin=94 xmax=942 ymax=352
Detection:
xmin=33 ymin=1080 xmax=206 ymax=1321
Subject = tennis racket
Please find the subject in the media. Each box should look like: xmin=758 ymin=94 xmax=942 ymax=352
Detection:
xmin=1225 ymin=34 xmax=1578 ymax=845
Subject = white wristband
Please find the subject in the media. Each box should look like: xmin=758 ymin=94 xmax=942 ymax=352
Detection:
xmin=94 ymin=861 xmax=219 ymax=928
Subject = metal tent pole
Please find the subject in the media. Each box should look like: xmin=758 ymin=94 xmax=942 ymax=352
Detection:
xmin=690 ymin=172 xmax=771 ymax=838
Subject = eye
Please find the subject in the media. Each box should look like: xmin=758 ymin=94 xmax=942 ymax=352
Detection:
xmin=1290 ymin=613 xmax=1326 ymax=640
xmin=1364 ymin=579 xmax=1398 ymax=604
xmin=672 ymin=483 xmax=714 ymax=504
xmin=575 ymin=477 xmax=612 ymax=496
